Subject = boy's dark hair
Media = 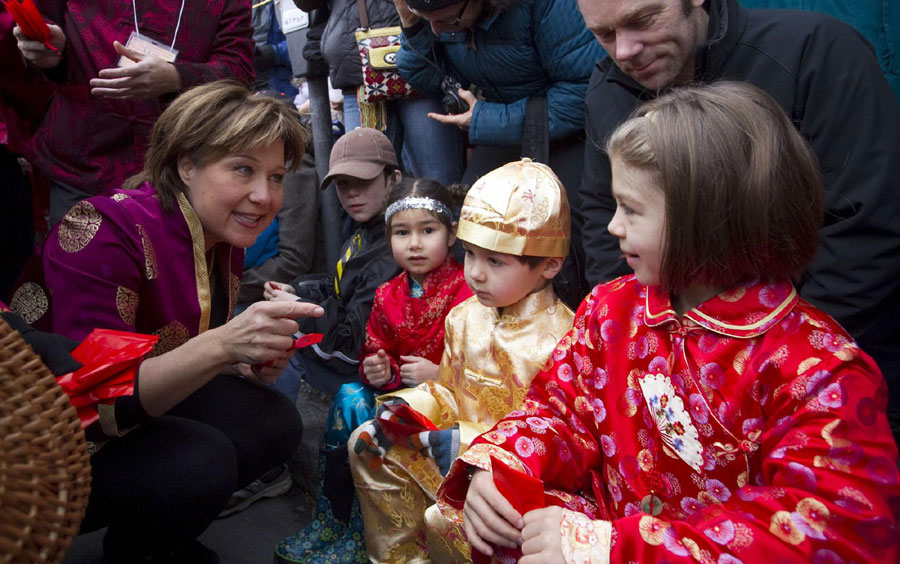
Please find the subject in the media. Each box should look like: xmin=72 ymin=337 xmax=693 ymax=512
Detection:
xmin=513 ymin=255 xmax=549 ymax=269
xmin=607 ymin=81 xmax=823 ymax=293
xmin=384 ymin=178 xmax=467 ymax=237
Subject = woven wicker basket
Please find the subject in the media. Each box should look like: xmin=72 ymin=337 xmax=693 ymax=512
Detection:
xmin=0 ymin=317 xmax=92 ymax=563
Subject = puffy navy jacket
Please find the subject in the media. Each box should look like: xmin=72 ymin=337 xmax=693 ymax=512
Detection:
xmin=397 ymin=0 xmax=605 ymax=146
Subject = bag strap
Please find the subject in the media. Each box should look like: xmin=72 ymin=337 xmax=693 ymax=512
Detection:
xmin=356 ymin=0 xmax=370 ymax=30
xmin=522 ymin=96 xmax=549 ymax=164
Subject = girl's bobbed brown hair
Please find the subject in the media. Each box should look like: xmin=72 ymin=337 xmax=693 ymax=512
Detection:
xmin=607 ymin=81 xmax=823 ymax=293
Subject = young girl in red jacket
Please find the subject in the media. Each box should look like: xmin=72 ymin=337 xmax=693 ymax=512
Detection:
xmin=439 ymin=82 xmax=900 ymax=564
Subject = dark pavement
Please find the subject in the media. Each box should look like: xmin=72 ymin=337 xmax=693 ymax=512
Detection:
xmin=61 ymin=485 xmax=313 ymax=564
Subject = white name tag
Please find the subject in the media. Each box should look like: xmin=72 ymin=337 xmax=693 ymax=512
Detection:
xmin=118 ymin=31 xmax=179 ymax=67
xmin=281 ymin=0 xmax=309 ymax=34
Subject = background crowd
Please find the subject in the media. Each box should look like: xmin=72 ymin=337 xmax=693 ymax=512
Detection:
xmin=1 ymin=0 xmax=899 ymax=563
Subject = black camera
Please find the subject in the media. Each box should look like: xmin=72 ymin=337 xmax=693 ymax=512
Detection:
xmin=441 ymin=76 xmax=469 ymax=115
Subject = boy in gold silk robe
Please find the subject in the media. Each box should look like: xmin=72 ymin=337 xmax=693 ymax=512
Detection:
xmin=348 ymin=159 xmax=576 ymax=563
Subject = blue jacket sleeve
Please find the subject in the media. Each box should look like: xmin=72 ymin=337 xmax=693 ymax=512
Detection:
xmin=468 ymin=0 xmax=603 ymax=145
xmin=397 ymin=22 xmax=446 ymax=101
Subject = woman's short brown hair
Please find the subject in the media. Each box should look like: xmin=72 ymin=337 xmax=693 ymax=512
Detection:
xmin=125 ymin=80 xmax=310 ymax=210
xmin=606 ymin=81 xmax=823 ymax=293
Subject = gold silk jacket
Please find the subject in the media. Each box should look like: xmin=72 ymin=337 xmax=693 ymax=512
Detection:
xmin=384 ymin=284 xmax=575 ymax=453
xmin=351 ymin=284 xmax=574 ymax=563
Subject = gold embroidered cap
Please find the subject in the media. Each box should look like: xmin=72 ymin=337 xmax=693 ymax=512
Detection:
xmin=457 ymin=159 xmax=570 ymax=257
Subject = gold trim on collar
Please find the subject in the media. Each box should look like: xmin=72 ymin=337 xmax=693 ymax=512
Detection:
xmin=686 ymin=285 xmax=797 ymax=332
xmin=644 ymin=290 xmax=676 ymax=326
xmin=175 ymin=192 xmax=211 ymax=334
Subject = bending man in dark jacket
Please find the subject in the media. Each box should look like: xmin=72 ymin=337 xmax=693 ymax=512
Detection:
xmin=577 ymin=0 xmax=900 ymax=436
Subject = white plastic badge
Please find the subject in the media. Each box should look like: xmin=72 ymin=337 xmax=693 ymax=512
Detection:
xmin=281 ymin=0 xmax=309 ymax=34
xmin=118 ymin=31 xmax=179 ymax=67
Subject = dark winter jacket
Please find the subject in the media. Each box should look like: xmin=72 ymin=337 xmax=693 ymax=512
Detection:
xmin=396 ymin=0 xmax=604 ymax=146
xmin=739 ymin=0 xmax=899 ymax=99
xmin=290 ymin=216 xmax=400 ymax=375
xmin=578 ymin=0 xmax=900 ymax=396
xmin=294 ymin=0 xmax=400 ymax=91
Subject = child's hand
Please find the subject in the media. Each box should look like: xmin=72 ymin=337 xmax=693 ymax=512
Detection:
xmin=263 ymin=281 xmax=295 ymax=301
xmin=353 ymin=419 xmax=390 ymax=469
xmin=463 ymin=469 xmax=523 ymax=556
xmin=363 ymin=350 xmax=392 ymax=387
xmin=399 ymin=355 xmax=439 ymax=386
xmin=268 ymin=288 xmax=299 ymax=303
xmin=519 ymin=506 xmax=565 ymax=564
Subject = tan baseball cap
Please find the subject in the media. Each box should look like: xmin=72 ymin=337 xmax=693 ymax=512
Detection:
xmin=320 ymin=127 xmax=399 ymax=190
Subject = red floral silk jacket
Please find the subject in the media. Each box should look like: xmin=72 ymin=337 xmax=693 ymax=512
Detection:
xmin=440 ymin=276 xmax=900 ymax=563
xmin=360 ymin=257 xmax=472 ymax=391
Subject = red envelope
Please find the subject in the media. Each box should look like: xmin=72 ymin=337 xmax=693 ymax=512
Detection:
xmin=256 ymin=332 xmax=325 ymax=369
xmin=293 ymin=332 xmax=323 ymax=349
xmin=4 ymin=0 xmax=57 ymax=50
xmin=56 ymin=328 xmax=159 ymax=427
xmin=490 ymin=455 xmax=546 ymax=515
xmin=379 ymin=417 xmax=429 ymax=443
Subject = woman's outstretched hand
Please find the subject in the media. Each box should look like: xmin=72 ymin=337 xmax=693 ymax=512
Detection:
xmin=217 ymin=300 xmax=322 ymax=367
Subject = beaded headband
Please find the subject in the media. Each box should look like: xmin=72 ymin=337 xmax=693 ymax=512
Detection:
xmin=384 ymin=196 xmax=452 ymax=224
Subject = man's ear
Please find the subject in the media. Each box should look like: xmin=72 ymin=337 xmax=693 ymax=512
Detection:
xmin=447 ymin=221 xmax=458 ymax=247
xmin=390 ymin=169 xmax=402 ymax=185
xmin=177 ymin=155 xmax=195 ymax=187
xmin=541 ymin=256 xmax=564 ymax=280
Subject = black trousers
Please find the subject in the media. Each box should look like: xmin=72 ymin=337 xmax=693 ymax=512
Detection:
xmin=0 ymin=147 xmax=33 ymax=303
xmin=80 ymin=375 xmax=303 ymax=560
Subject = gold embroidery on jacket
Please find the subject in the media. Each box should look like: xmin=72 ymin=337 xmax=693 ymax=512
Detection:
xmin=10 ymin=282 xmax=48 ymax=324
xmin=136 ymin=224 xmax=158 ymax=280
xmin=150 ymin=321 xmax=189 ymax=356
xmin=116 ymin=286 xmax=139 ymax=326
xmin=58 ymin=200 xmax=102 ymax=253
xmin=175 ymin=192 xmax=211 ymax=333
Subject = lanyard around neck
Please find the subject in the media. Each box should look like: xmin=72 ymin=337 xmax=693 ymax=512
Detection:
xmin=132 ymin=0 xmax=187 ymax=50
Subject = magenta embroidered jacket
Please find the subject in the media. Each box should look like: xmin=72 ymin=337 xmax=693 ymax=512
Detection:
xmin=30 ymin=0 xmax=253 ymax=196
xmin=22 ymin=183 xmax=245 ymax=353
xmin=439 ymin=275 xmax=900 ymax=563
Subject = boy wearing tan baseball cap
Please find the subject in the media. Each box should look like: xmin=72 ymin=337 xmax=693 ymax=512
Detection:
xmin=265 ymin=128 xmax=401 ymax=396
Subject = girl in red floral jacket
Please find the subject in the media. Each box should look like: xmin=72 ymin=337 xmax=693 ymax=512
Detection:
xmin=438 ymin=82 xmax=900 ymax=563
